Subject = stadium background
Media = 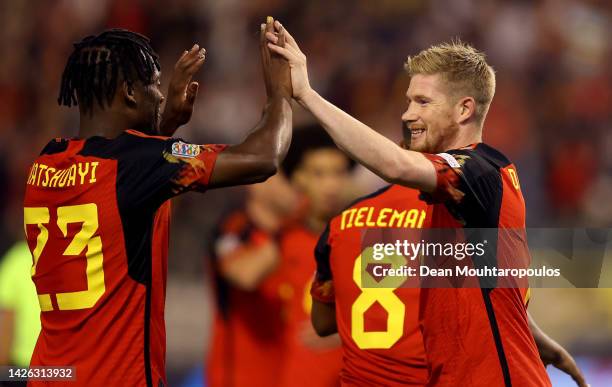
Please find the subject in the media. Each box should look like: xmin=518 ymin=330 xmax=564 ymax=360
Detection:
xmin=0 ymin=0 xmax=610 ymax=385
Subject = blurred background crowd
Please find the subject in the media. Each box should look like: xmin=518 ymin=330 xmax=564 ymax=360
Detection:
xmin=0 ymin=0 xmax=610 ymax=386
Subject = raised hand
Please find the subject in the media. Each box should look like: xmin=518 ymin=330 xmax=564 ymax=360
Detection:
xmin=265 ymin=20 xmax=312 ymax=101
xmin=260 ymin=16 xmax=292 ymax=100
xmin=160 ymin=44 xmax=206 ymax=135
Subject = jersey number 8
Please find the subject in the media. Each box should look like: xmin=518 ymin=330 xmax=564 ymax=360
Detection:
xmin=351 ymin=254 xmax=405 ymax=349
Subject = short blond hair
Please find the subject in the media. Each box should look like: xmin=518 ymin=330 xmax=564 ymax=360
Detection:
xmin=404 ymin=40 xmax=496 ymax=124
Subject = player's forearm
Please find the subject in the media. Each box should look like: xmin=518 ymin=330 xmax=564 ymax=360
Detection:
xmin=209 ymin=97 xmax=292 ymax=187
xmin=235 ymin=96 xmax=293 ymax=176
xmin=528 ymin=312 xmax=559 ymax=362
xmin=299 ymin=90 xmax=435 ymax=190
xmin=299 ymin=90 xmax=397 ymax=177
xmin=220 ymin=246 xmax=279 ymax=291
xmin=311 ymin=299 xmax=338 ymax=337
xmin=255 ymin=96 xmax=293 ymax=166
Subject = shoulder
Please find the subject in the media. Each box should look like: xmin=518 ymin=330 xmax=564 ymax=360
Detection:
xmin=77 ymin=130 xmax=173 ymax=160
xmin=40 ymin=138 xmax=70 ymax=156
xmin=442 ymin=143 xmax=512 ymax=172
xmin=124 ymin=129 xmax=170 ymax=141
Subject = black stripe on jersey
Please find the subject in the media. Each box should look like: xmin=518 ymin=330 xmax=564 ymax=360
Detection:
xmin=40 ymin=138 xmax=71 ymax=155
xmin=481 ymin=288 xmax=512 ymax=387
xmin=79 ymin=134 xmax=167 ymax=284
xmin=313 ymin=223 xmax=332 ymax=282
xmin=79 ymin=133 xmax=167 ymax=387
xmin=474 ymin=143 xmax=512 ymax=169
xmin=457 ymin=144 xmax=512 ymax=386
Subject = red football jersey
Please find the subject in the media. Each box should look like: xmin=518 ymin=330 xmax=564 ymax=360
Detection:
xmin=23 ymin=130 xmax=225 ymax=387
xmin=278 ymin=225 xmax=343 ymax=387
xmin=311 ymin=185 xmax=429 ymax=386
xmin=207 ymin=210 xmax=289 ymax=387
xmin=419 ymin=143 xmax=550 ymax=387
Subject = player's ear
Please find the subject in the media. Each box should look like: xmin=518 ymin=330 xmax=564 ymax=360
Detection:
xmin=456 ymin=97 xmax=476 ymax=124
xmin=122 ymin=81 xmax=138 ymax=108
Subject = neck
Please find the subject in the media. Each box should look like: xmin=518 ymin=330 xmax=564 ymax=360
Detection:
xmin=78 ymin=109 xmax=130 ymax=139
xmin=446 ymin=123 xmax=482 ymax=150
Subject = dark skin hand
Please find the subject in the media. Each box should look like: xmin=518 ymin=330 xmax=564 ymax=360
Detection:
xmin=529 ymin=313 xmax=588 ymax=387
xmin=311 ymin=299 xmax=338 ymax=337
xmin=159 ymin=44 xmax=206 ymax=136
xmin=79 ymin=17 xmax=291 ymax=188
xmin=312 ymin=302 xmax=590 ymax=387
xmin=207 ymin=16 xmax=293 ymax=188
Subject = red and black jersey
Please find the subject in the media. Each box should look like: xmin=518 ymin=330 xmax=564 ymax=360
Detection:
xmin=312 ymin=185 xmax=429 ymax=386
xmin=207 ymin=209 xmax=289 ymax=387
xmin=419 ymin=143 xmax=550 ymax=387
xmin=23 ymin=130 xmax=225 ymax=387
xmin=278 ymin=224 xmax=343 ymax=387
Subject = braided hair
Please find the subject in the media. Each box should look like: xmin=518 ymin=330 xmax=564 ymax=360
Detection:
xmin=58 ymin=29 xmax=160 ymax=114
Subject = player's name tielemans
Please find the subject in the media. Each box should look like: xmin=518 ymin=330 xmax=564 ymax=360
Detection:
xmin=0 ymin=366 xmax=76 ymax=381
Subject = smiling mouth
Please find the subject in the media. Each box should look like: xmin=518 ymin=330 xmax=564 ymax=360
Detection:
xmin=411 ymin=128 xmax=426 ymax=138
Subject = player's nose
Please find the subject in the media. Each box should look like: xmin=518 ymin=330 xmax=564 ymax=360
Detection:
xmin=401 ymin=107 xmax=418 ymax=123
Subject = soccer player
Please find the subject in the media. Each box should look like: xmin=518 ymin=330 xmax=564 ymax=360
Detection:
xmin=206 ymin=174 xmax=299 ymax=387
xmin=310 ymin=139 xmax=587 ymax=386
xmin=311 ymin=183 xmax=429 ymax=386
xmin=0 ymin=241 xmax=41 ymax=387
xmin=23 ymin=18 xmax=292 ymax=387
xmin=276 ymin=125 xmax=351 ymax=387
xmin=266 ymin=23 xmax=561 ymax=386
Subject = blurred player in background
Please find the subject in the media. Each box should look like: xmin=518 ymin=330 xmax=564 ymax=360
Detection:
xmin=266 ymin=23 xmax=583 ymax=386
xmin=23 ymin=17 xmax=292 ymax=387
xmin=276 ymin=125 xmax=353 ymax=387
xmin=206 ymin=173 xmax=300 ymax=387
xmin=311 ymin=183 xmax=429 ymax=386
xmin=0 ymin=242 xmax=41 ymax=387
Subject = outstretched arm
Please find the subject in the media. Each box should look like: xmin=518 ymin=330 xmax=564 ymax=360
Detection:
xmin=209 ymin=17 xmax=293 ymax=188
xmin=265 ymin=22 xmax=435 ymax=192
xmin=528 ymin=312 xmax=588 ymax=387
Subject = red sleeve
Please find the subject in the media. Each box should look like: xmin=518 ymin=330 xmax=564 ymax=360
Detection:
xmin=421 ymin=153 xmax=465 ymax=204
xmin=169 ymin=143 xmax=227 ymax=192
xmin=118 ymin=131 xmax=228 ymax=209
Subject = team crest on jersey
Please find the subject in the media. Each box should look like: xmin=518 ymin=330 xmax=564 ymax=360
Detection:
xmin=171 ymin=141 xmax=201 ymax=158
xmin=454 ymin=155 xmax=471 ymax=167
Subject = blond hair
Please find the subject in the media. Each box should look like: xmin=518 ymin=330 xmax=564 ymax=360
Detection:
xmin=404 ymin=40 xmax=496 ymax=124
